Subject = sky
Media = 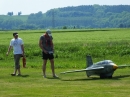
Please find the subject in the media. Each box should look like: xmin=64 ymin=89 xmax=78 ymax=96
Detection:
xmin=0 ymin=0 xmax=130 ymax=15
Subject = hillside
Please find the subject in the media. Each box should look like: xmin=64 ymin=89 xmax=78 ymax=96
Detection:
xmin=0 ymin=5 xmax=130 ymax=30
xmin=46 ymin=5 xmax=130 ymax=17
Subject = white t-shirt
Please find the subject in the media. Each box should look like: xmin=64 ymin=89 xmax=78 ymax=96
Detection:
xmin=10 ymin=38 xmax=24 ymax=54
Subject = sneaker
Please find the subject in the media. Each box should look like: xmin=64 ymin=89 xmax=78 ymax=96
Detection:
xmin=17 ymin=74 xmax=21 ymax=76
xmin=43 ymin=75 xmax=46 ymax=78
xmin=11 ymin=73 xmax=16 ymax=76
xmin=53 ymin=75 xmax=59 ymax=78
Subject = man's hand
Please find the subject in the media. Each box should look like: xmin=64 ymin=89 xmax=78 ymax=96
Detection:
xmin=43 ymin=50 xmax=48 ymax=54
xmin=6 ymin=52 xmax=9 ymax=56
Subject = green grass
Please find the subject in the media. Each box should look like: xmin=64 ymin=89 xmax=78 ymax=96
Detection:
xmin=1 ymin=28 xmax=130 ymax=66
xmin=0 ymin=28 xmax=130 ymax=96
xmin=0 ymin=67 xmax=130 ymax=97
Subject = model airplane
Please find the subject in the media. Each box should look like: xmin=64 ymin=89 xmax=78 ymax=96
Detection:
xmin=61 ymin=55 xmax=130 ymax=78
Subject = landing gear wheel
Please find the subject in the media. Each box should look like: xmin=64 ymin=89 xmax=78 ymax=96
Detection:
xmin=100 ymin=75 xmax=105 ymax=79
xmin=108 ymin=75 xmax=112 ymax=79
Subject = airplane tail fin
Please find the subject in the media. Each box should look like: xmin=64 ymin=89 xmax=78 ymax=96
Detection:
xmin=86 ymin=55 xmax=93 ymax=77
xmin=86 ymin=55 xmax=93 ymax=67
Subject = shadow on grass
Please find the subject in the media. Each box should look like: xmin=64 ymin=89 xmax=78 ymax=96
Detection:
xmin=60 ymin=74 xmax=130 ymax=81
xmin=45 ymin=77 xmax=60 ymax=80
xmin=112 ymin=75 xmax=130 ymax=80
xmin=19 ymin=75 xmax=30 ymax=77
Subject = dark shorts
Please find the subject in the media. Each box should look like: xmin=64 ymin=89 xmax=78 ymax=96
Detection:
xmin=42 ymin=51 xmax=54 ymax=60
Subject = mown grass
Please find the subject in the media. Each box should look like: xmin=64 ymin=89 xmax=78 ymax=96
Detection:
xmin=0 ymin=67 xmax=130 ymax=97
xmin=0 ymin=28 xmax=130 ymax=97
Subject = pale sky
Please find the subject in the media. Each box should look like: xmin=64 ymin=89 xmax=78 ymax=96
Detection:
xmin=0 ymin=0 xmax=130 ymax=15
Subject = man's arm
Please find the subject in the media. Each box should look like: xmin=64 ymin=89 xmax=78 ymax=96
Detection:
xmin=21 ymin=45 xmax=25 ymax=56
xmin=39 ymin=39 xmax=47 ymax=54
xmin=6 ymin=46 xmax=12 ymax=56
xmin=51 ymin=40 xmax=54 ymax=52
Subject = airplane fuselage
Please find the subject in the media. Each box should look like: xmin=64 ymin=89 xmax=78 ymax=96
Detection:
xmin=86 ymin=60 xmax=118 ymax=78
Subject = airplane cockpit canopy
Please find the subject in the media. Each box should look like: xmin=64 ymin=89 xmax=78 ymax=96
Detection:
xmin=95 ymin=60 xmax=113 ymax=65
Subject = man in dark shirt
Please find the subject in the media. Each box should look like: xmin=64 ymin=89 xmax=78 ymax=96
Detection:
xmin=39 ymin=29 xmax=58 ymax=78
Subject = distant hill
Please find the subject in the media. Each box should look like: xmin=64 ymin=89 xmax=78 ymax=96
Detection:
xmin=46 ymin=5 xmax=130 ymax=17
xmin=0 ymin=5 xmax=130 ymax=30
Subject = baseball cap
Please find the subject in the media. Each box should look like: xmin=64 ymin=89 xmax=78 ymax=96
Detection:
xmin=46 ymin=29 xmax=52 ymax=36
xmin=13 ymin=32 xmax=18 ymax=36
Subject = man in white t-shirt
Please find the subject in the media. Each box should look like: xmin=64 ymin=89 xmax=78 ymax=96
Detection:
xmin=6 ymin=32 xmax=25 ymax=76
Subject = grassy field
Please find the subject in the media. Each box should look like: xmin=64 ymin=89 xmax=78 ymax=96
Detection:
xmin=0 ymin=28 xmax=130 ymax=97
xmin=0 ymin=67 xmax=130 ymax=97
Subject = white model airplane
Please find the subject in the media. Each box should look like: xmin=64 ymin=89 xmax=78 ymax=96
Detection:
xmin=61 ymin=55 xmax=130 ymax=78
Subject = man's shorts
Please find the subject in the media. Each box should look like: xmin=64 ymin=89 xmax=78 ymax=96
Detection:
xmin=42 ymin=51 xmax=54 ymax=60
xmin=14 ymin=54 xmax=22 ymax=69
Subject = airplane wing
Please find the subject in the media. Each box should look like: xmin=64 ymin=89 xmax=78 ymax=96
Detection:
xmin=60 ymin=67 xmax=104 ymax=74
xmin=118 ymin=65 xmax=130 ymax=69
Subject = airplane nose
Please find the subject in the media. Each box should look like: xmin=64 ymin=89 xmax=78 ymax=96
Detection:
xmin=113 ymin=64 xmax=118 ymax=70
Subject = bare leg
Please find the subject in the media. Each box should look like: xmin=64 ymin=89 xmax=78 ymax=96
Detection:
xmin=11 ymin=68 xmax=17 ymax=76
xmin=42 ymin=60 xmax=47 ymax=77
xmin=50 ymin=59 xmax=55 ymax=76
xmin=14 ymin=68 xmax=17 ymax=74
xmin=18 ymin=68 xmax=21 ymax=75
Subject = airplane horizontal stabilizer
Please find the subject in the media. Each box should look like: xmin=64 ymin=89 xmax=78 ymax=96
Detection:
xmin=60 ymin=67 xmax=104 ymax=74
xmin=60 ymin=69 xmax=87 ymax=74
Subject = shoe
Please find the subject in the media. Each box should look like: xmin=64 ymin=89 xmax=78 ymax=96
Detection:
xmin=53 ymin=75 xmax=58 ymax=78
xmin=43 ymin=75 xmax=46 ymax=78
xmin=17 ymin=74 xmax=21 ymax=76
xmin=11 ymin=73 xmax=16 ymax=76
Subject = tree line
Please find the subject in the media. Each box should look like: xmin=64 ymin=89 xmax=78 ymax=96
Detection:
xmin=0 ymin=5 xmax=130 ymax=30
